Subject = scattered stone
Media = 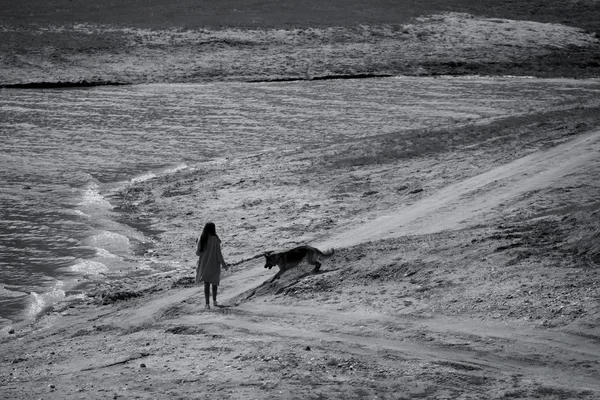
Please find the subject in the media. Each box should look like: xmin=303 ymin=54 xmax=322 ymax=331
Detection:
xmin=100 ymin=291 xmax=141 ymax=305
xmin=170 ymin=276 xmax=195 ymax=288
xmin=8 ymin=328 xmax=15 ymax=334
xmin=305 ymin=346 xmax=311 ymax=351
xmin=140 ymin=363 xmax=147 ymax=368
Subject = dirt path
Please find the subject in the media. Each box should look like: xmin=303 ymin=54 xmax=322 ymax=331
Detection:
xmin=103 ymin=265 xmax=275 ymax=329
xmin=164 ymin=301 xmax=600 ymax=392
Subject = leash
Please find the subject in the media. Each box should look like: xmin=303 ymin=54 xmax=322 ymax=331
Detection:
xmin=228 ymin=251 xmax=270 ymax=267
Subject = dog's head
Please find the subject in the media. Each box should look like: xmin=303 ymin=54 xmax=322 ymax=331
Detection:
xmin=264 ymin=253 xmax=277 ymax=269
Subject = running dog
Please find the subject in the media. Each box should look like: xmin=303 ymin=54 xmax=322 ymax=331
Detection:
xmin=264 ymin=245 xmax=334 ymax=282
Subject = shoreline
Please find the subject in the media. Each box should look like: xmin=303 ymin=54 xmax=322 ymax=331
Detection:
xmin=6 ymin=73 xmax=600 ymax=333
xmin=35 ymin=82 xmax=600 ymax=313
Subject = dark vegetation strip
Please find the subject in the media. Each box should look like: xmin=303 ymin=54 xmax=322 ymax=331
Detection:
xmin=0 ymin=80 xmax=130 ymax=89
xmin=248 ymin=73 xmax=394 ymax=83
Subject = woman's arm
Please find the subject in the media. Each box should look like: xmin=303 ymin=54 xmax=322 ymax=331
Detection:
xmin=195 ymin=237 xmax=201 ymax=256
xmin=217 ymin=242 xmax=228 ymax=270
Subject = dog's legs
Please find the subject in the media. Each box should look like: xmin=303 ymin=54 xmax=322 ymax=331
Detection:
xmin=312 ymin=261 xmax=321 ymax=273
xmin=270 ymin=269 xmax=283 ymax=283
xmin=306 ymin=253 xmax=321 ymax=273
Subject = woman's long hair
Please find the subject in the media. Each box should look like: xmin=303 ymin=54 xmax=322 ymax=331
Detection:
xmin=199 ymin=222 xmax=220 ymax=253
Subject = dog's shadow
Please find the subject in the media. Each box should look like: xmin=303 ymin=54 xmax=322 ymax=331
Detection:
xmin=213 ymin=304 xmax=235 ymax=314
xmin=240 ymin=267 xmax=342 ymax=301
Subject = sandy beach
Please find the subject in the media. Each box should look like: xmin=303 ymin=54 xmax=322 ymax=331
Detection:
xmin=2 ymin=1 xmax=600 ymax=399
xmin=2 ymin=85 xmax=599 ymax=398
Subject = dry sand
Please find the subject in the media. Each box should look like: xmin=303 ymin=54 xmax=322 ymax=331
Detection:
xmin=2 ymin=7 xmax=600 ymax=400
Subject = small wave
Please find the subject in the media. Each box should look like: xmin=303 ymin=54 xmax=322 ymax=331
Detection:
xmin=69 ymin=260 xmax=109 ymax=275
xmin=0 ymin=105 xmax=33 ymax=113
xmin=26 ymin=282 xmax=66 ymax=319
xmin=108 ymin=164 xmax=189 ymax=196
xmin=0 ymin=285 xmax=30 ymax=298
xmin=135 ymin=264 xmax=155 ymax=271
xmin=0 ymin=318 xmax=13 ymax=332
xmin=79 ymin=183 xmax=113 ymax=208
xmin=129 ymin=164 xmax=188 ymax=185
xmin=131 ymin=172 xmax=157 ymax=184
xmin=3 ymin=122 xmax=38 ymax=129
xmin=499 ymin=75 xmax=536 ymax=80
xmin=163 ymin=163 xmax=188 ymax=174
xmin=94 ymin=247 xmax=121 ymax=259
xmin=71 ymin=209 xmax=91 ymax=218
xmin=88 ymin=231 xmax=131 ymax=251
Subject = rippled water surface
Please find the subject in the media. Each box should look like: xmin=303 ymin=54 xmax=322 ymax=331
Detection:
xmin=1 ymin=76 xmax=599 ymax=326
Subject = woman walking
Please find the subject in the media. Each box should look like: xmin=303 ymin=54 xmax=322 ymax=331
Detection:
xmin=195 ymin=222 xmax=228 ymax=310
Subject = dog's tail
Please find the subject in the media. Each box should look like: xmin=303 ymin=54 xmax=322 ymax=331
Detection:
xmin=317 ymin=248 xmax=335 ymax=258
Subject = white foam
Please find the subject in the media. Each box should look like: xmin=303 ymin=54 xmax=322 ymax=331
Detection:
xmin=163 ymin=164 xmax=188 ymax=174
xmin=71 ymin=209 xmax=91 ymax=218
xmin=131 ymin=172 xmax=157 ymax=184
xmin=88 ymin=231 xmax=131 ymax=251
xmin=0 ymin=319 xmax=13 ymax=332
xmin=128 ymin=164 xmax=188 ymax=185
xmin=94 ymin=247 xmax=121 ymax=259
xmin=135 ymin=264 xmax=154 ymax=271
xmin=69 ymin=260 xmax=109 ymax=275
xmin=26 ymin=282 xmax=66 ymax=318
xmin=79 ymin=183 xmax=113 ymax=208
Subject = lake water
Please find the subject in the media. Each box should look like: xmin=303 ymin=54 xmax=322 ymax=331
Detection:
xmin=1 ymin=76 xmax=599 ymax=328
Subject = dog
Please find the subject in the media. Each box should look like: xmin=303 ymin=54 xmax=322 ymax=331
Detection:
xmin=264 ymin=245 xmax=334 ymax=282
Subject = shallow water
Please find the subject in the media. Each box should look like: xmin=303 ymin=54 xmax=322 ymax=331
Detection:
xmin=1 ymin=76 xmax=599 ymax=327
